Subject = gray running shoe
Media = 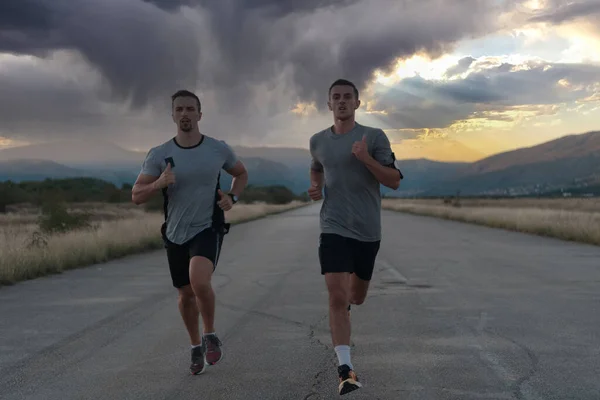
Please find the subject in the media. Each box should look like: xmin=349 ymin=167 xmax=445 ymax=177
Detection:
xmin=190 ymin=344 xmax=206 ymax=375
xmin=204 ymin=334 xmax=223 ymax=365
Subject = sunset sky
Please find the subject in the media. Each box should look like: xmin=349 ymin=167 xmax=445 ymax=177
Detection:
xmin=0 ymin=0 xmax=599 ymax=162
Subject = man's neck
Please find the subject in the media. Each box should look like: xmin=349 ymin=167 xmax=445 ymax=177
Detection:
xmin=175 ymin=129 xmax=203 ymax=147
xmin=332 ymin=118 xmax=356 ymax=134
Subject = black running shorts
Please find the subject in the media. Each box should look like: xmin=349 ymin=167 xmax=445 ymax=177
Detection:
xmin=164 ymin=227 xmax=224 ymax=288
xmin=318 ymin=233 xmax=381 ymax=281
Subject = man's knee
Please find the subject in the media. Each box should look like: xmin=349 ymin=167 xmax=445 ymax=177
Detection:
xmin=178 ymin=285 xmax=195 ymax=306
xmin=350 ymin=293 xmax=366 ymax=305
xmin=188 ymin=256 xmax=214 ymax=297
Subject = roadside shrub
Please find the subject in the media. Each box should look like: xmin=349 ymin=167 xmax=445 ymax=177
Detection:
xmin=37 ymin=200 xmax=94 ymax=234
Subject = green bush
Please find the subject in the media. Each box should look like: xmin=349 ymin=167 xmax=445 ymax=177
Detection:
xmin=0 ymin=177 xmax=304 ymax=208
xmin=37 ymin=200 xmax=94 ymax=234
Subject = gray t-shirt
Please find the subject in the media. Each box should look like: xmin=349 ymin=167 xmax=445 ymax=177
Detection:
xmin=309 ymin=122 xmax=398 ymax=242
xmin=139 ymin=135 xmax=239 ymax=245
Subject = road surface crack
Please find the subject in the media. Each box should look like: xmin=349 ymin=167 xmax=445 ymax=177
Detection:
xmin=303 ymin=313 xmax=335 ymax=400
xmin=500 ymin=335 xmax=540 ymax=400
xmin=216 ymin=300 xmax=308 ymax=329
xmin=478 ymin=326 xmax=540 ymax=400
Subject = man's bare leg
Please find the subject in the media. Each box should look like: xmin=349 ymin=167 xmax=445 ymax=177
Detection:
xmin=189 ymin=255 xmax=223 ymax=366
xmin=325 ymin=272 xmax=351 ymax=347
xmin=177 ymin=282 xmax=206 ymax=375
xmin=325 ymin=272 xmax=362 ymax=394
xmin=189 ymin=256 xmax=216 ymax=333
xmin=177 ymin=285 xmax=201 ymax=345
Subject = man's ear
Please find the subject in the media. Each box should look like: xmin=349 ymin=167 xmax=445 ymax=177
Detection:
xmin=327 ymin=100 xmax=332 ymax=111
xmin=355 ymin=99 xmax=361 ymax=109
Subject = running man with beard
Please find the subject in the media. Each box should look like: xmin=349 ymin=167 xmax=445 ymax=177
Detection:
xmin=308 ymin=79 xmax=403 ymax=395
xmin=132 ymin=89 xmax=248 ymax=375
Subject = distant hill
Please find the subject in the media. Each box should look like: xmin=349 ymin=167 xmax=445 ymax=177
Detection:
xmin=0 ymin=153 xmax=301 ymax=193
xmin=0 ymin=138 xmax=146 ymax=167
xmin=0 ymin=160 xmax=91 ymax=182
xmin=232 ymin=146 xmax=310 ymax=168
xmin=381 ymin=158 xmax=469 ymax=197
xmin=458 ymin=131 xmax=600 ymax=175
xmin=415 ymin=131 xmax=600 ymax=196
xmin=0 ymin=139 xmax=311 ymax=193
xmin=2 ymin=130 xmax=599 ymax=197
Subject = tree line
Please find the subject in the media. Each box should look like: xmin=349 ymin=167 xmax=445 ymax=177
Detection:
xmin=0 ymin=178 xmax=309 ymax=213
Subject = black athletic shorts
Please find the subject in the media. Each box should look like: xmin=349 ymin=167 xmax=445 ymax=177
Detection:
xmin=318 ymin=233 xmax=381 ymax=281
xmin=164 ymin=227 xmax=224 ymax=288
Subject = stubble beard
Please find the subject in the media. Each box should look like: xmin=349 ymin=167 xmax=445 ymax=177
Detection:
xmin=179 ymin=120 xmax=193 ymax=132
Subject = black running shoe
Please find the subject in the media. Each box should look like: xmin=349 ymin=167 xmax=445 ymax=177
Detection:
xmin=338 ymin=364 xmax=362 ymax=395
xmin=190 ymin=344 xmax=206 ymax=375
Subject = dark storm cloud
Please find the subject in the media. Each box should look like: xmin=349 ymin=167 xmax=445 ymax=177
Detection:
xmin=0 ymin=58 xmax=109 ymax=138
xmin=2 ymin=0 xmax=597 ymax=146
xmin=444 ymin=57 xmax=476 ymax=78
xmin=143 ymin=0 xmax=360 ymax=16
xmin=0 ymin=0 xmax=499 ymax=112
xmin=0 ymin=0 xmax=201 ymax=109
xmin=529 ymin=0 xmax=600 ymax=24
xmin=370 ymin=60 xmax=600 ymax=129
xmin=141 ymin=0 xmax=198 ymax=11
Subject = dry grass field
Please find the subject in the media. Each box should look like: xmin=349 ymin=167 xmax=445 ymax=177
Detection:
xmin=0 ymin=201 xmax=308 ymax=286
xmin=382 ymin=197 xmax=600 ymax=246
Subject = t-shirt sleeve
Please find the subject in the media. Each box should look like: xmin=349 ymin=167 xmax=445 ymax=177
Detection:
xmin=220 ymin=141 xmax=239 ymax=170
xmin=309 ymin=135 xmax=324 ymax=172
xmin=140 ymin=147 xmax=162 ymax=177
xmin=372 ymin=130 xmax=403 ymax=179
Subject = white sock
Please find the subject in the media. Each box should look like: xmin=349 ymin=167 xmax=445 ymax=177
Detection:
xmin=335 ymin=345 xmax=353 ymax=370
xmin=191 ymin=343 xmax=202 ymax=349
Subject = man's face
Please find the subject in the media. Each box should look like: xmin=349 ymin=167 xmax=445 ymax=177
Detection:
xmin=328 ymin=85 xmax=360 ymax=121
xmin=172 ymin=96 xmax=201 ymax=132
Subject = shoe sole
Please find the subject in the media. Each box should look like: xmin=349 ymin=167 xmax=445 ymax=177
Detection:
xmin=339 ymin=379 xmax=362 ymax=395
xmin=190 ymin=365 xmax=206 ymax=375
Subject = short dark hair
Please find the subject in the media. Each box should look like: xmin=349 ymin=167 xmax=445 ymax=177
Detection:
xmin=328 ymin=79 xmax=359 ymax=99
xmin=171 ymin=89 xmax=201 ymax=111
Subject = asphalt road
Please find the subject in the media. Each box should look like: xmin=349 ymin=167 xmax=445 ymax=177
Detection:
xmin=1 ymin=203 xmax=599 ymax=400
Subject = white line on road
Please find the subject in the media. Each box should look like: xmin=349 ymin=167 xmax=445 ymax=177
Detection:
xmin=377 ymin=259 xmax=408 ymax=283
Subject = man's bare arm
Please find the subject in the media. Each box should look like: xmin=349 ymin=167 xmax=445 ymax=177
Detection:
xmin=131 ymin=174 xmax=162 ymax=205
xmin=363 ymin=158 xmax=401 ymax=190
xmin=310 ymin=169 xmax=324 ymax=188
xmin=225 ymin=160 xmax=248 ymax=197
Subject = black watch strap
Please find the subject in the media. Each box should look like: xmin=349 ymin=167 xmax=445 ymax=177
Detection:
xmin=228 ymin=193 xmax=238 ymax=204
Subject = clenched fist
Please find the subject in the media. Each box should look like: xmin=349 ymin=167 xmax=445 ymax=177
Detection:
xmin=155 ymin=163 xmax=176 ymax=189
xmin=308 ymin=183 xmax=323 ymax=201
xmin=352 ymin=134 xmax=370 ymax=163
xmin=217 ymin=189 xmax=234 ymax=211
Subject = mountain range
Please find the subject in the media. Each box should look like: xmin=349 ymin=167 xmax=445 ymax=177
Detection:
xmin=0 ymin=130 xmax=599 ymax=197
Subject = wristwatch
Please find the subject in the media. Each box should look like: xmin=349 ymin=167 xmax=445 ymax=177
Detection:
xmin=228 ymin=193 xmax=238 ymax=204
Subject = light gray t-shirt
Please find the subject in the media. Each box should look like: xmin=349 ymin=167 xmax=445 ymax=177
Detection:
xmin=309 ymin=122 xmax=399 ymax=242
xmin=140 ymin=135 xmax=239 ymax=245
